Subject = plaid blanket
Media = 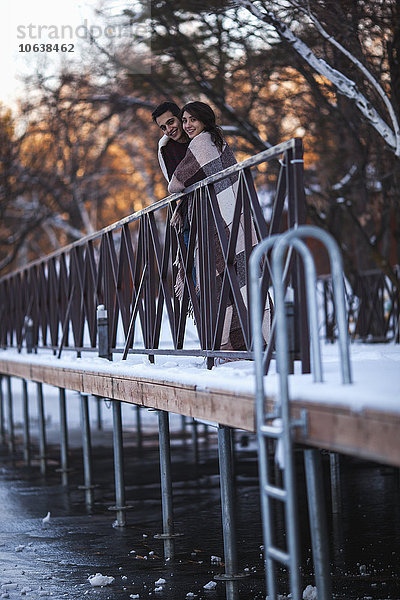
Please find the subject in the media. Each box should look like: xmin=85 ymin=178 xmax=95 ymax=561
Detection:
xmin=168 ymin=131 xmax=271 ymax=350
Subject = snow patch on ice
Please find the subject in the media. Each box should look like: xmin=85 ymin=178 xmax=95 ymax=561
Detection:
xmin=88 ymin=573 xmax=115 ymax=587
xmin=303 ymin=584 xmax=317 ymax=599
xmin=203 ymin=580 xmax=217 ymax=590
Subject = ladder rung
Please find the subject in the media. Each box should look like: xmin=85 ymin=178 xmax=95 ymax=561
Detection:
xmin=267 ymin=546 xmax=290 ymax=565
xmin=264 ymin=483 xmax=287 ymax=501
xmin=259 ymin=424 xmax=283 ymax=438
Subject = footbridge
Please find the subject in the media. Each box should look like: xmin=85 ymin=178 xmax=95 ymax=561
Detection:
xmin=1 ymin=138 xmax=399 ymax=600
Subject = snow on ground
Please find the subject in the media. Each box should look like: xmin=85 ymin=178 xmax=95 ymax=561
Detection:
xmin=1 ymin=340 xmax=400 ymax=415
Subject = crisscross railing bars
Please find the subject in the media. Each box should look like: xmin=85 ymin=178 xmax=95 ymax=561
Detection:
xmin=319 ymin=266 xmax=400 ymax=343
xmin=0 ymin=137 xmax=309 ymax=370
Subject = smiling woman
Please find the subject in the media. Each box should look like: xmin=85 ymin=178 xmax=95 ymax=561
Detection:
xmin=167 ymin=101 xmax=229 ymax=194
xmin=182 ymin=111 xmax=205 ymax=139
xmin=167 ymin=101 xmax=271 ymax=352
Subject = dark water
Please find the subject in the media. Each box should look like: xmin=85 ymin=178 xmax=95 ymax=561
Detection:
xmin=0 ymin=416 xmax=399 ymax=600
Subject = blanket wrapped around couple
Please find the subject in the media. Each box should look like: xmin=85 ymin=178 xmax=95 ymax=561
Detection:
xmin=168 ymin=131 xmax=272 ymax=351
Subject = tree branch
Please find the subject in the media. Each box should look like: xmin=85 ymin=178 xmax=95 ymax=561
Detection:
xmin=290 ymin=0 xmax=400 ymax=156
xmin=238 ymin=0 xmax=399 ymax=155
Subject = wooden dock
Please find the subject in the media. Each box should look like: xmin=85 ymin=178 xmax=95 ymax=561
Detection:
xmin=1 ymin=355 xmax=399 ymax=468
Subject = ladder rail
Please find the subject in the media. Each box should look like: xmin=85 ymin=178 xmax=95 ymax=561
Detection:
xmin=250 ymin=225 xmax=352 ymax=600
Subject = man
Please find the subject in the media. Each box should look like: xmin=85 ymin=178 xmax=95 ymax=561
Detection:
xmin=152 ymin=102 xmax=190 ymax=182
xmin=152 ymin=101 xmax=195 ymax=286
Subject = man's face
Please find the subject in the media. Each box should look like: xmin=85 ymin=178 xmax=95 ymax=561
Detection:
xmin=156 ymin=110 xmax=186 ymax=143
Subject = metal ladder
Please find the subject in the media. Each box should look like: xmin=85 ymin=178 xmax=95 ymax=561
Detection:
xmin=249 ymin=225 xmax=352 ymax=600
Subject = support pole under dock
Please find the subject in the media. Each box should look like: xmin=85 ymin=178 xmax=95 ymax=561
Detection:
xmin=191 ymin=418 xmax=199 ymax=464
xmin=6 ymin=376 xmax=15 ymax=454
xmin=0 ymin=376 xmax=5 ymax=446
xmin=111 ymin=400 xmax=127 ymax=527
xmin=36 ymin=382 xmax=47 ymax=475
xmin=154 ymin=410 xmax=178 ymax=560
xmin=136 ymin=405 xmax=142 ymax=450
xmin=79 ymin=394 xmax=94 ymax=508
xmin=22 ymin=379 xmax=31 ymax=466
xmin=216 ymin=425 xmax=246 ymax=600
xmin=58 ymin=388 xmax=69 ymax=486
xmin=95 ymin=397 xmax=103 ymax=431
xmin=181 ymin=415 xmax=187 ymax=443
xmin=330 ymin=453 xmax=342 ymax=514
xmin=304 ymin=449 xmax=332 ymax=600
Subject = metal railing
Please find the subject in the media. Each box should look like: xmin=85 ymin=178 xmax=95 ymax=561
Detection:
xmin=319 ymin=266 xmax=400 ymax=343
xmin=0 ymin=138 xmax=309 ymax=369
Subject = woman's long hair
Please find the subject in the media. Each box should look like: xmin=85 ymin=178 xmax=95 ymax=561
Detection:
xmin=180 ymin=102 xmax=225 ymax=152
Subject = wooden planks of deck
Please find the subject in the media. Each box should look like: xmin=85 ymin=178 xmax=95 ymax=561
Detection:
xmin=1 ymin=357 xmax=399 ymax=467
xmin=0 ymin=358 xmax=256 ymax=431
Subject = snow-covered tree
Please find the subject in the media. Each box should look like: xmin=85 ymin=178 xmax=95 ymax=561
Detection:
xmin=238 ymin=0 xmax=400 ymax=156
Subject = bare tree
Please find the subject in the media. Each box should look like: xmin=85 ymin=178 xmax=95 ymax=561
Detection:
xmin=3 ymin=0 xmax=399 ymax=294
xmin=0 ymin=72 xmax=163 ymax=273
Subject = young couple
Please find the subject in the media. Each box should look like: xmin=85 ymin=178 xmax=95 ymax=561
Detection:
xmin=152 ymin=101 xmax=271 ymax=352
xmin=152 ymin=100 xmax=237 ymax=192
xmin=153 ymin=99 xmax=240 ymax=256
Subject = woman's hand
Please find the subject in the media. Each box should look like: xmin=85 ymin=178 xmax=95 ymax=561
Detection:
xmin=170 ymin=205 xmax=183 ymax=230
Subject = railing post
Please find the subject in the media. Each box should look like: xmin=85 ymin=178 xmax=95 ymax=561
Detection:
xmin=36 ymin=382 xmax=47 ymax=476
xmin=58 ymin=388 xmax=69 ymax=486
xmin=22 ymin=379 xmax=31 ymax=466
xmin=25 ymin=317 xmax=33 ymax=354
xmin=143 ymin=214 xmax=156 ymax=364
xmin=322 ymin=279 xmax=335 ymax=342
xmin=285 ymin=298 xmax=295 ymax=375
xmin=97 ymin=305 xmax=112 ymax=361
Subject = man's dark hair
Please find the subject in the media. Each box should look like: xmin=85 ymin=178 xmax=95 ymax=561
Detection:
xmin=152 ymin=101 xmax=181 ymax=123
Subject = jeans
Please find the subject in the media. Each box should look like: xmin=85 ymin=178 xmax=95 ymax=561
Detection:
xmin=183 ymin=227 xmax=196 ymax=287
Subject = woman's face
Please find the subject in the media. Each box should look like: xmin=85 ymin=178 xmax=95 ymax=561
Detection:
xmin=182 ymin=111 xmax=205 ymax=139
